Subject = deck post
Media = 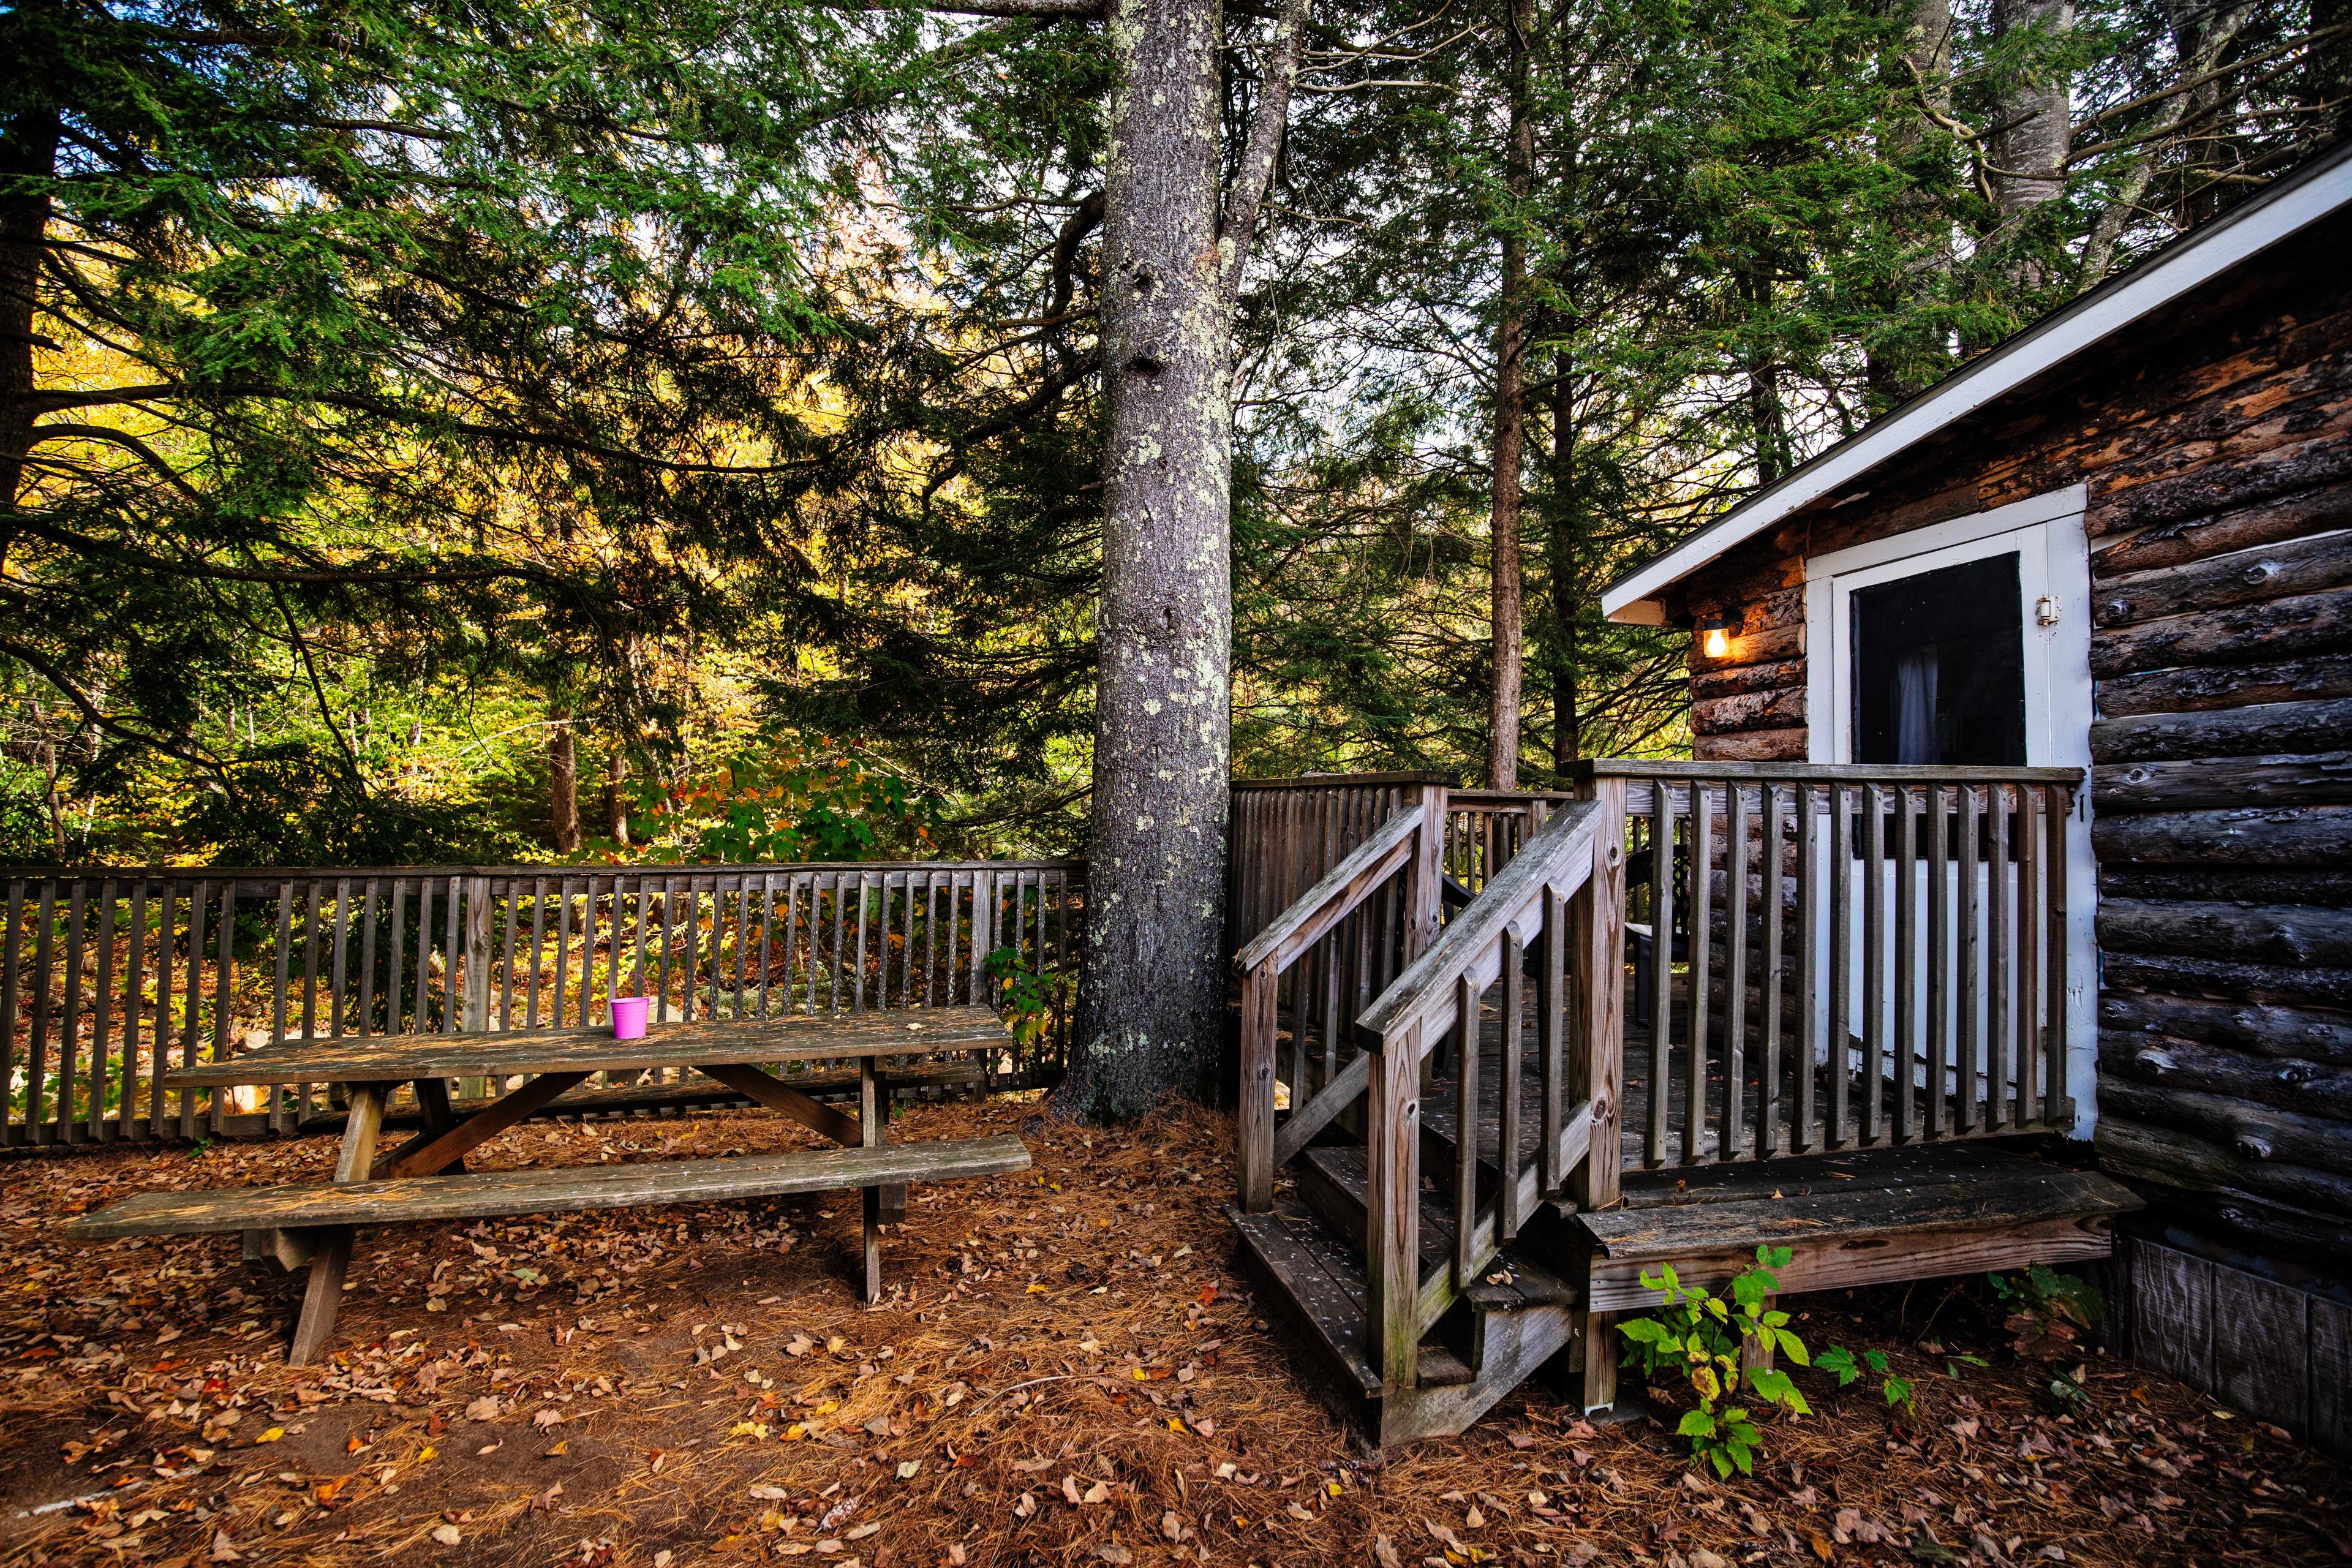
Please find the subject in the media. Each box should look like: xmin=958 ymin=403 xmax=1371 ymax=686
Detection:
xmin=1364 ymin=1020 xmax=1422 ymax=1391
xmin=1568 ymin=774 xmax=1626 ymax=1413
xmin=1236 ymin=956 xmax=1280 ymax=1210
xmin=1401 ymin=786 xmax=1446 ymax=965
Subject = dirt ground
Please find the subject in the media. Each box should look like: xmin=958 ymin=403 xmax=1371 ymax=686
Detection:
xmin=2 ymin=1097 xmax=2345 ymax=1568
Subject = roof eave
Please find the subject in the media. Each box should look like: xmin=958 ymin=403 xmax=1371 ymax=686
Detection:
xmin=1599 ymin=140 xmax=2352 ymax=627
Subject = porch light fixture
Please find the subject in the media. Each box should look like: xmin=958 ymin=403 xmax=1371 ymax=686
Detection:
xmin=1699 ymin=616 xmax=1732 ymax=660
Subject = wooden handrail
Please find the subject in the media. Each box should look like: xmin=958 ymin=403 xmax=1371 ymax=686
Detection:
xmin=1231 ymin=806 xmax=1425 ymax=977
xmin=1354 ymin=796 xmax=1617 ymax=1390
xmin=1564 ymin=759 xmax=2083 ymax=785
xmin=1356 ymin=799 xmax=1600 ymax=1051
xmin=1234 ymin=790 xmax=1446 ymax=1211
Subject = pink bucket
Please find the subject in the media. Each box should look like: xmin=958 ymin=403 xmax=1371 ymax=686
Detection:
xmin=611 ymin=995 xmax=650 ymax=1040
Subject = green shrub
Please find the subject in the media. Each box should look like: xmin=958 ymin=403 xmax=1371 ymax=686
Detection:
xmin=1618 ymin=1245 xmax=1812 ymax=1477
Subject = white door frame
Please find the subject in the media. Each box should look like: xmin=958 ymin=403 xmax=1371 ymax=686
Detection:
xmin=1801 ymin=484 xmax=2098 ymax=1136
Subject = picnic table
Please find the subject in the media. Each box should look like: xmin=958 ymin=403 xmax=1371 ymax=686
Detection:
xmin=62 ymin=1007 xmax=1031 ymax=1363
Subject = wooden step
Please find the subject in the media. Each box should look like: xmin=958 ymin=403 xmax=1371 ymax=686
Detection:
xmin=1229 ymin=1199 xmax=1384 ymax=1405
xmin=1293 ymin=1145 xmax=1580 ymax=1312
xmin=1229 ymin=1197 xmax=1578 ymax=1442
xmin=62 ymin=1136 xmax=1033 ymax=1238
xmin=1577 ymin=1150 xmax=2144 ymax=1312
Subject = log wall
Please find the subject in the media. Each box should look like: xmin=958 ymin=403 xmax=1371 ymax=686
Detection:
xmin=1653 ymin=213 xmax=2352 ymax=1316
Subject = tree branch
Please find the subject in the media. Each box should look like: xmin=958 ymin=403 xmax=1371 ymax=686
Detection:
xmin=807 ymin=0 xmax=1104 ymax=17
xmin=1219 ymin=0 xmax=1314 ymax=306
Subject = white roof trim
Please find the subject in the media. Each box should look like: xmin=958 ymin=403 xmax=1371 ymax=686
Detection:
xmin=1600 ymin=141 xmax=2352 ymax=626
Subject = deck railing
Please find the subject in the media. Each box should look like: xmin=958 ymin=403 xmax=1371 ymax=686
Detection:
xmin=1227 ymin=760 xmax=2089 ymax=1181
xmin=1 ymin=859 xmax=1081 ymax=1148
xmin=1574 ymin=761 xmax=2085 ymax=1167
xmin=1229 ymin=782 xmax=1626 ymax=1392
xmin=1350 ymin=797 xmax=1623 ymax=1388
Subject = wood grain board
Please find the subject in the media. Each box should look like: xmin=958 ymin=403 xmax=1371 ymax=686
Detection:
xmin=164 ymin=1005 xmax=1011 ymax=1088
xmin=61 ymin=1134 xmax=1031 ymax=1237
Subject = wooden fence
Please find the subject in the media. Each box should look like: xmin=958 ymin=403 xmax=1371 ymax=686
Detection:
xmin=1 ymin=859 xmax=1082 ymax=1148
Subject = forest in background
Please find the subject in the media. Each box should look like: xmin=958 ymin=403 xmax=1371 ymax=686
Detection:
xmin=3 ymin=0 xmax=2346 ymax=869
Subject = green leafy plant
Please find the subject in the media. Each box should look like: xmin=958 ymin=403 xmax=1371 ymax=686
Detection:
xmin=984 ymin=946 xmax=1068 ymax=1050
xmin=1618 ymin=1246 xmax=1812 ymax=1477
xmin=1990 ymin=1265 xmax=2104 ymax=1360
xmin=1815 ymin=1345 xmax=1916 ymax=1414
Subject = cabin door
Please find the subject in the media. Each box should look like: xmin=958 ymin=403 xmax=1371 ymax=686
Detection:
xmin=1803 ymin=486 xmax=2096 ymax=1133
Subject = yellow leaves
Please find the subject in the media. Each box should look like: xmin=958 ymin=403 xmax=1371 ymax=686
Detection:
xmin=1026 ymin=1283 xmax=1049 ymax=1294
xmin=729 ymin=1421 xmax=771 ymax=1441
xmin=254 ymin=1428 xmax=284 ymax=1445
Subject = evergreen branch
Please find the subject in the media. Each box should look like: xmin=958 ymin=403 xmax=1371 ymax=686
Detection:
xmin=0 ymin=629 xmax=226 ymax=777
xmin=807 ymin=0 xmax=1104 ymax=18
xmin=24 ymin=386 xmax=827 ymax=477
xmin=26 ymin=424 xmax=205 ymax=503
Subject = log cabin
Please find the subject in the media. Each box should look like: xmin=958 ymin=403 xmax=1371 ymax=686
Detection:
xmin=1218 ymin=138 xmax=2350 ymax=1452
xmin=1594 ymin=137 xmax=2352 ymax=1450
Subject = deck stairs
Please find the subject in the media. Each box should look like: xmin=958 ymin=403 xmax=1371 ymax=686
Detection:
xmin=1227 ymin=786 xmax=2141 ymax=1447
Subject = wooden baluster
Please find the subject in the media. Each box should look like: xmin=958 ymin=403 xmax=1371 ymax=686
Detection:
xmin=1759 ymin=782 xmax=1783 ymax=1160
xmin=1863 ymin=782 xmax=1886 ymax=1145
xmin=1537 ymin=886 xmax=1566 ymax=1194
xmin=1988 ymin=785 xmax=2013 ymax=1136
xmin=1930 ymin=784 xmax=1954 ymax=1138
xmin=1828 ymin=786 xmax=1852 ymax=1150
xmin=1 ymin=883 xmax=20 ymax=1147
xmin=1686 ymin=783 xmax=1712 ymax=1165
xmin=1959 ymin=784 xmax=1983 ymax=1133
xmin=1895 ymin=786 xmax=1917 ymax=1144
xmin=1454 ymin=970 xmax=1482 ymax=1286
xmin=1723 ymin=783 xmax=1748 ymax=1160
xmin=2016 ymin=788 xmax=2041 ymax=1129
xmin=330 ymin=878 xmax=352 ymax=1044
xmin=1498 ymin=930 xmax=1525 ymax=1243
xmin=132 ymin=878 xmax=155 ymax=1137
xmin=357 ymin=880 xmax=380 ymax=1039
xmin=179 ymin=885 xmax=203 ymax=1139
xmin=90 ymin=881 xmax=118 ymax=1140
xmin=59 ymin=882 xmax=85 ymax=1142
xmin=299 ymin=881 xmax=323 ymax=1125
xmin=211 ymin=880 xmax=235 ymax=1136
xmin=265 ymin=884 xmax=293 ymax=1134
xmin=552 ymin=877 xmax=574 ymax=1027
xmin=525 ymin=879 xmax=546 ymax=1029
xmin=2045 ymin=785 xmax=2070 ymax=1129
xmin=1793 ymin=784 xmax=1819 ymax=1155
xmin=1648 ymin=782 xmax=1673 ymax=1168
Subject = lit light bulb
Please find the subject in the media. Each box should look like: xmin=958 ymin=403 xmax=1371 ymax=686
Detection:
xmin=1700 ymin=619 xmax=1731 ymax=659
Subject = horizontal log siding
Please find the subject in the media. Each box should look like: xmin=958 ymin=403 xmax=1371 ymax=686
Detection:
xmin=1658 ymin=214 xmax=2352 ymax=1288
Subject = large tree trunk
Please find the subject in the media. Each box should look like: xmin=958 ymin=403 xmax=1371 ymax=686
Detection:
xmin=0 ymin=106 xmax=61 ymax=529
xmin=1060 ymin=0 xmax=1234 ymax=1118
xmin=1548 ymin=350 xmax=1580 ymax=772
xmin=1987 ymin=0 xmax=2073 ymax=284
xmin=1486 ymin=0 xmax=1534 ymax=792
xmin=548 ymin=710 xmax=581 ymax=853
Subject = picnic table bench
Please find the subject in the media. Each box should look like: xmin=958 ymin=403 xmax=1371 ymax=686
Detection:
xmin=61 ymin=1006 xmax=1031 ymax=1363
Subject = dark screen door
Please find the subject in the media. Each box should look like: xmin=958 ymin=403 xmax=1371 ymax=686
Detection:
xmin=1849 ymin=552 xmax=2026 ymax=766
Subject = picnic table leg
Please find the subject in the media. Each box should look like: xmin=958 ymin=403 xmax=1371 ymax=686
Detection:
xmin=290 ymin=1082 xmax=385 ymax=1366
xmin=877 ymin=1070 xmax=905 ymax=1225
xmin=860 ymin=1054 xmax=883 ymax=1304
xmin=412 ymin=1077 xmax=467 ymax=1174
